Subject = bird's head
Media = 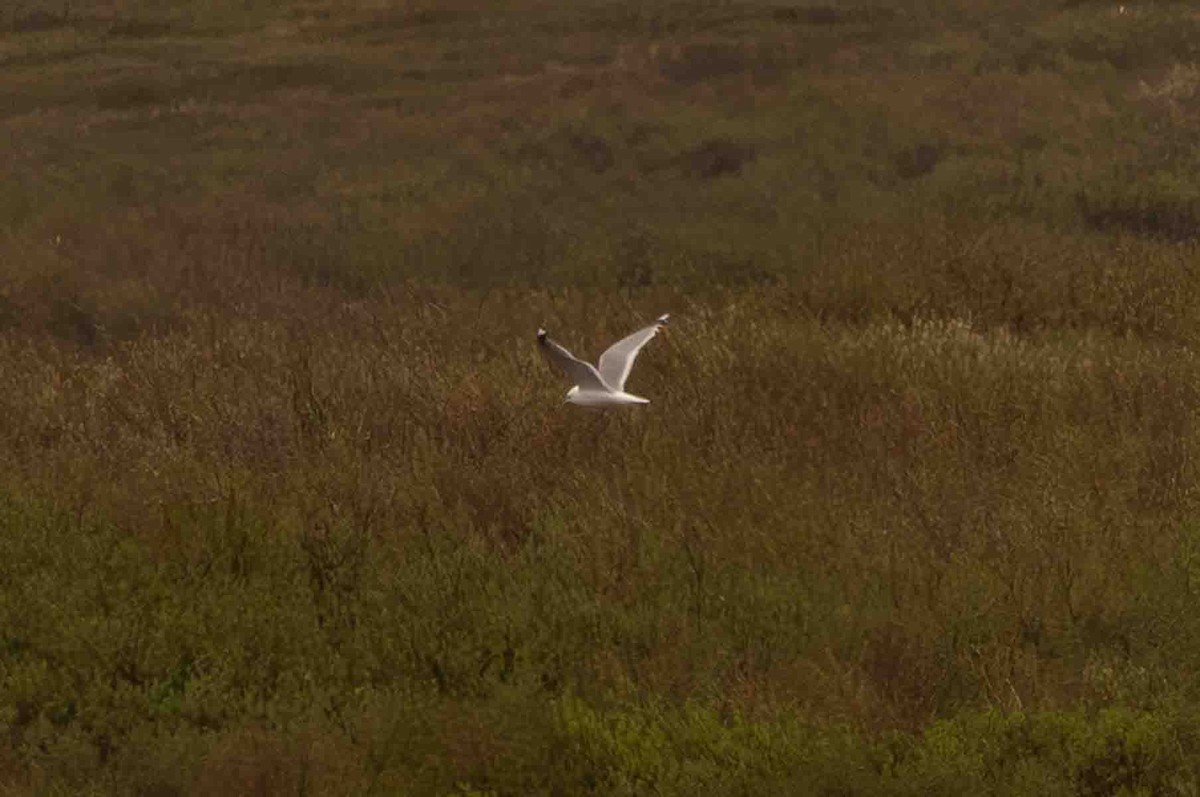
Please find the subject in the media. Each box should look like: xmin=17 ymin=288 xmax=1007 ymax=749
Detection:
xmin=537 ymin=328 xmax=548 ymax=343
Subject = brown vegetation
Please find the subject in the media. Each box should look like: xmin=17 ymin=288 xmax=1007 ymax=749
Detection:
xmin=3 ymin=0 xmax=1200 ymax=793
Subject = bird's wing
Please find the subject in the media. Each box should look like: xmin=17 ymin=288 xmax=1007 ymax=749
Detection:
xmin=597 ymin=314 xmax=669 ymax=392
xmin=537 ymin=329 xmax=611 ymax=392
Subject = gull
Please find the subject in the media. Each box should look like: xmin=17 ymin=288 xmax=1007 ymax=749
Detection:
xmin=537 ymin=314 xmax=669 ymax=406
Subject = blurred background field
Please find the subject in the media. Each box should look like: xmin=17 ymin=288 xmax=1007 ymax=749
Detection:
xmin=3 ymin=0 xmax=1200 ymax=793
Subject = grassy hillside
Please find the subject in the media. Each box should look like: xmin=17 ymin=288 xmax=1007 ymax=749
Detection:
xmin=4 ymin=0 xmax=1200 ymax=793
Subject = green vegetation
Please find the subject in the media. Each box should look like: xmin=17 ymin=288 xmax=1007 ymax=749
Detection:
xmin=3 ymin=0 xmax=1200 ymax=793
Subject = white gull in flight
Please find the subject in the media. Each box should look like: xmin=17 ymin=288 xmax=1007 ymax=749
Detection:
xmin=537 ymin=314 xmax=669 ymax=406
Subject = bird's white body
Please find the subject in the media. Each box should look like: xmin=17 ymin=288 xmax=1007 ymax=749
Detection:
xmin=537 ymin=314 xmax=669 ymax=407
xmin=565 ymin=385 xmax=650 ymax=406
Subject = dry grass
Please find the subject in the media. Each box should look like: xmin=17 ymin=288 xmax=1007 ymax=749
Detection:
xmin=4 ymin=0 xmax=1200 ymax=793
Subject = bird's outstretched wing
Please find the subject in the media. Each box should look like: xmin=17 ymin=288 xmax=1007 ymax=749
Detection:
xmin=597 ymin=314 xmax=669 ymax=392
xmin=537 ymin=329 xmax=611 ymax=392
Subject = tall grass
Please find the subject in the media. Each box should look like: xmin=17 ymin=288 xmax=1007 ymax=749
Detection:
xmin=4 ymin=0 xmax=1200 ymax=793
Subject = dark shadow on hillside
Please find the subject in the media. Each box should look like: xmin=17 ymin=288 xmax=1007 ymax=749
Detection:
xmin=894 ymin=143 xmax=944 ymax=180
xmin=9 ymin=9 xmax=69 ymax=33
xmin=659 ymin=42 xmax=791 ymax=86
xmin=106 ymin=19 xmax=175 ymax=38
xmin=1078 ymin=191 xmax=1200 ymax=242
xmin=684 ymin=139 xmax=756 ymax=179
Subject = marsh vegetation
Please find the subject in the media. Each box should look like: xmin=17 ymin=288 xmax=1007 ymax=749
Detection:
xmin=3 ymin=0 xmax=1200 ymax=793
